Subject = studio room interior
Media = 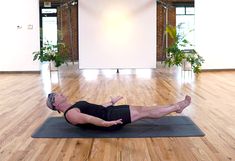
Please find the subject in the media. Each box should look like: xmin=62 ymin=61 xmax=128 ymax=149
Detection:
xmin=0 ymin=0 xmax=234 ymax=161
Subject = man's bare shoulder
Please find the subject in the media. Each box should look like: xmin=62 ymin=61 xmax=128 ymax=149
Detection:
xmin=65 ymin=108 xmax=87 ymax=125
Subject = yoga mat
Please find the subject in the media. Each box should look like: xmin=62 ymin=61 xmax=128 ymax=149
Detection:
xmin=32 ymin=116 xmax=205 ymax=138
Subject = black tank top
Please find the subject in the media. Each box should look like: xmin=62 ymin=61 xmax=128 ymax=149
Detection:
xmin=64 ymin=101 xmax=108 ymax=129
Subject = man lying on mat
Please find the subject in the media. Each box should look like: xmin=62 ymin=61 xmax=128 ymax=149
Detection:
xmin=46 ymin=93 xmax=191 ymax=130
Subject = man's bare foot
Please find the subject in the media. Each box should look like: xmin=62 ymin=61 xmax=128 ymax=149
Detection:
xmin=175 ymin=95 xmax=191 ymax=113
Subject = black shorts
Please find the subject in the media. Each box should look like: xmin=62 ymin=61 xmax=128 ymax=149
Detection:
xmin=105 ymin=105 xmax=131 ymax=130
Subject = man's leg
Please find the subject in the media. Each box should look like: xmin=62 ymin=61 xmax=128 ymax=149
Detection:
xmin=129 ymin=95 xmax=191 ymax=122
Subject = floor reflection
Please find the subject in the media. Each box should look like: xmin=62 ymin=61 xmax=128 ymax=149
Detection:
xmin=81 ymin=68 xmax=153 ymax=80
xmin=136 ymin=69 xmax=152 ymax=79
xmin=40 ymin=62 xmax=197 ymax=96
xmin=82 ymin=69 xmax=99 ymax=81
xmin=40 ymin=62 xmax=59 ymax=94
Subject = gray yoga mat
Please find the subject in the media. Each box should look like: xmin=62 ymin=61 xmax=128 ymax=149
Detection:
xmin=32 ymin=116 xmax=205 ymax=138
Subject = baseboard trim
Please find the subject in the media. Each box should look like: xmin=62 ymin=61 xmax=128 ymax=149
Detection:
xmin=0 ymin=71 xmax=40 ymax=74
xmin=201 ymin=69 xmax=235 ymax=72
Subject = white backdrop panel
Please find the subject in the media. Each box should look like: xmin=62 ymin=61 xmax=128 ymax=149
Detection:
xmin=79 ymin=0 xmax=156 ymax=69
xmin=195 ymin=0 xmax=235 ymax=69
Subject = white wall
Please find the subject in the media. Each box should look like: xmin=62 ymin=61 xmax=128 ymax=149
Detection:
xmin=195 ymin=0 xmax=235 ymax=69
xmin=0 ymin=0 xmax=40 ymax=71
xmin=79 ymin=0 xmax=156 ymax=69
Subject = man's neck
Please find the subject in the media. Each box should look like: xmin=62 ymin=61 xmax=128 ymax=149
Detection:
xmin=57 ymin=102 xmax=72 ymax=113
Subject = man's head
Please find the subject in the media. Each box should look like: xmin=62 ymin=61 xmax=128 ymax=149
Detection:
xmin=47 ymin=93 xmax=68 ymax=113
xmin=47 ymin=93 xmax=66 ymax=113
xmin=47 ymin=93 xmax=59 ymax=113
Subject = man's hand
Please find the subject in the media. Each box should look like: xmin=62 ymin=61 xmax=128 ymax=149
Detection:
xmin=102 ymin=96 xmax=124 ymax=107
xmin=102 ymin=119 xmax=123 ymax=127
xmin=111 ymin=96 xmax=124 ymax=105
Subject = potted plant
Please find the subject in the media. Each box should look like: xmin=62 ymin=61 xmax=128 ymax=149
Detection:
xmin=33 ymin=40 xmax=69 ymax=69
xmin=164 ymin=24 xmax=204 ymax=74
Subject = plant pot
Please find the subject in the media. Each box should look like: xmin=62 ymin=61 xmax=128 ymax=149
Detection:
xmin=49 ymin=61 xmax=58 ymax=71
xmin=182 ymin=59 xmax=192 ymax=71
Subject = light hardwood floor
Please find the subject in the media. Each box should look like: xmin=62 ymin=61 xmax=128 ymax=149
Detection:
xmin=0 ymin=64 xmax=235 ymax=161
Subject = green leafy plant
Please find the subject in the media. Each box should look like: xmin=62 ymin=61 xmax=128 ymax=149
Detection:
xmin=33 ymin=41 xmax=68 ymax=67
xmin=164 ymin=24 xmax=204 ymax=73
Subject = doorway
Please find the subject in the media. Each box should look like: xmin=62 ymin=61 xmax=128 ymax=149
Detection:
xmin=40 ymin=8 xmax=58 ymax=47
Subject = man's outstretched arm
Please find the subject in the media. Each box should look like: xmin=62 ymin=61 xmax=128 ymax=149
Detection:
xmin=68 ymin=111 xmax=123 ymax=127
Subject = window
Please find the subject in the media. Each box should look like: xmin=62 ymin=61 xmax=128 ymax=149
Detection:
xmin=176 ymin=7 xmax=185 ymax=15
xmin=42 ymin=8 xmax=57 ymax=14
xmin=186 ymin=7 xmax=194 ymax=15
xmin=176 ymin=6 xmax=195 ymax=49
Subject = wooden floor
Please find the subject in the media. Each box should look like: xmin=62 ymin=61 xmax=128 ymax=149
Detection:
xmin=0 ymin=64 xmax=235 ymax=161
